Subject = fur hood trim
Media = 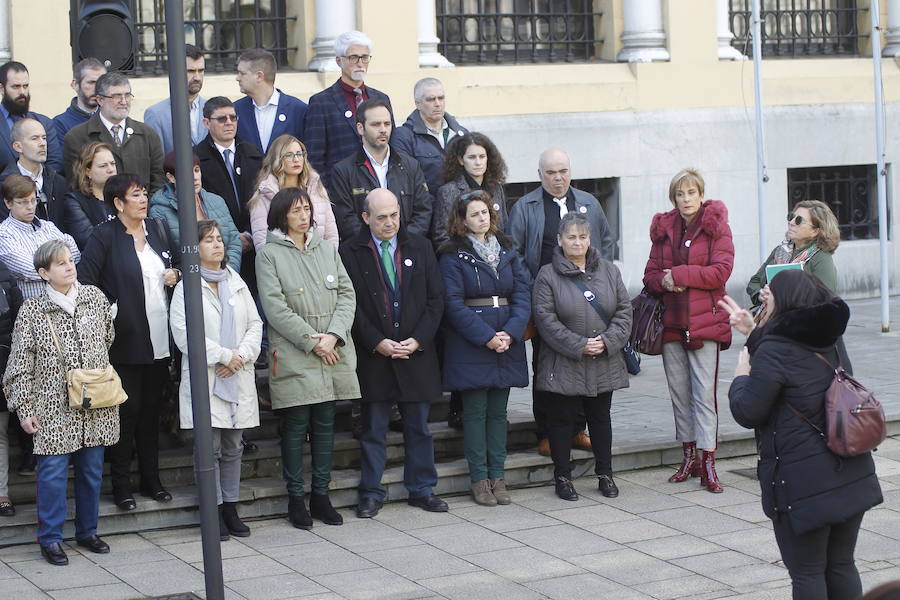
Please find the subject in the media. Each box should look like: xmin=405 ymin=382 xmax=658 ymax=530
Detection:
xmin=650 ymin=199 xmax=729 ymax=243
xmin=767 ymin=298 xmax=850 ymax=349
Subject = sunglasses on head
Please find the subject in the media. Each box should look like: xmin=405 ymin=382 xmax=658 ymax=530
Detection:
xmin=787 ymin=213 xmax=808 ymax=226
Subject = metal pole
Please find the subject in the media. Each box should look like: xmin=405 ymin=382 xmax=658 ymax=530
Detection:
xmin=751 ymin=0 xmax=769 ymax=264
xmin=872 ymin=0 xmax=892 ymax=333
xmin=164 ymin=2 xmax=226 ymax=598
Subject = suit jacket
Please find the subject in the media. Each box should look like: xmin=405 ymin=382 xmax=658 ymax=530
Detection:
xmin=234 ymin=89 xmax=307 ymax=153
xmin=0 ymin=162 xmax=68 ymax=227
xmin=64 ymin=113 xmax=166 ymax=193
xmin=305 ymin=81 xmax=392 ymax=188
xmin=194 ymin=133 xmax=263 ymax=233
xmin=77 ymin=216 xmax=178 ymax=364
xmin=0 ymin=111 xmax=63 ymax=174
xmin=339 ymin=228 xmax=443 ymax=404
xmin=143 ymin=96 xmax=208 ymax=156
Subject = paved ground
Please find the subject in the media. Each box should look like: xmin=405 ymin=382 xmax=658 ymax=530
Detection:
xmin=0 ymin=296 xmax=898 ymax=600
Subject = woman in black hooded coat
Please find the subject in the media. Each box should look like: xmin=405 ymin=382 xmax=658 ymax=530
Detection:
xmin=725 ymin=269 xmax=882 ymax=600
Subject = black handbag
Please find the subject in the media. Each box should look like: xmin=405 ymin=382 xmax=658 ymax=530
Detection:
xmin=568 ymin=278 xmax=640 ymax=375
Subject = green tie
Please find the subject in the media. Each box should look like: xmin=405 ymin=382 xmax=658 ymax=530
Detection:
xmin=380 ymin=239 xmax=396 ymax=289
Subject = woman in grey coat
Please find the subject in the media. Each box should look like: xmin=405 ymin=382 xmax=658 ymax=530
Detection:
xmin=533 ymin=213 xmax=632 ymax=502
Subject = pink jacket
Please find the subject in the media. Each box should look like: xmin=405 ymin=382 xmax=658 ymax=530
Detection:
xmin=250 ymin=173 xmax=339 ymax=250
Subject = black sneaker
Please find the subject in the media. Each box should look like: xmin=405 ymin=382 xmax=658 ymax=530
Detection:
xmin=598 ymin=475 xmax=619 ymax=498
xmin=555 ymin=476 xmax=578 ymax=501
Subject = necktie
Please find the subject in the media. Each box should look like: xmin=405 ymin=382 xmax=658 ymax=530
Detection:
xmin=380 ymin=239 xmax=396 ymax=289
xmin=553 ymin=197 xmax=567 ymax=219
xmin=352 ymin=87 xmax=364 ymax=108
xmin=223 ymin=148 xmax=240 ymax=205
xmin=111 ymin=124 xmax=122 ymax=147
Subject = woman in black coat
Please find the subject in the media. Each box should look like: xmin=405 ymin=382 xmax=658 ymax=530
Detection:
xmin=62 ymin=141 xmax=118 ymax=249
xmin=725 ymin=270 xmax=882 ymax=600
xmin=78 ymin=174 xmax=181 ymax=511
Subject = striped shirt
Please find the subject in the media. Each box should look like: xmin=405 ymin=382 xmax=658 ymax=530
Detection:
xmin=0 ymin=217 xmax=81 ymax=299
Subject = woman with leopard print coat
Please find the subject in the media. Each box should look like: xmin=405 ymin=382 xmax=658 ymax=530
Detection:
xmin=3 ymin=239 xmax=118 ymax=566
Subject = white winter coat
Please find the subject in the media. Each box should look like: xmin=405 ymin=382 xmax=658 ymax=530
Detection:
xmin=170 ymin=267 xmax=263 ymax=429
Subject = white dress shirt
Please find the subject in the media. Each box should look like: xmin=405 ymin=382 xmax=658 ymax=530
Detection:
xmin=363 ymin=146 xmax=390 ymax=189
xmin=98 ymin=112 xmax=126 ymax=145
xmin=253 ymin=89 xmax=280 ymax=151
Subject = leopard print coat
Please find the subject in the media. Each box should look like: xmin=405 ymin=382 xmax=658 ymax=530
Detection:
xmin=3 ymin=284 xmax=119 ymax=455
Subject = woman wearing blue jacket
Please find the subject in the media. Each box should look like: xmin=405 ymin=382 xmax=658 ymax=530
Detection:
xmin=438 ymin=189 xmax=531 ymax=506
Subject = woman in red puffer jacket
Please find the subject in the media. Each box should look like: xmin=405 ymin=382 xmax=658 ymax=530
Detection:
xmin=643 ymin=169 xmax=734 ymax=493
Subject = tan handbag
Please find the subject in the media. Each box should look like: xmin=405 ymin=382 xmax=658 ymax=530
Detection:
xmin=45 ymin=314 xmax=128 ymax=410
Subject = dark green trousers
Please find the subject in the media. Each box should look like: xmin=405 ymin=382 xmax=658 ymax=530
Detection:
xmin=280 ymin=401 xmax=336 ymax=496
xmin=461 ymin=388 xmax=510 ymax=482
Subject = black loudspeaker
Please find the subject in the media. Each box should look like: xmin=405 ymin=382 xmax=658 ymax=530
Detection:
xmin=71 ymin=1 xmax=135 ymax=72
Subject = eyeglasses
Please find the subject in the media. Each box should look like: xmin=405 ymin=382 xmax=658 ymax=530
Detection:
xmin=12 ymin=197 xmax=36 ymax=207
xmin=787 ymin=213 xmax=809 ymax=226
xmin=100 ymin=93 xmax=134 ymax=103
xmin=209 ymin=114 xmax=238 ymax=123
xmin=282 ymin=151 xmax=307 ymax=160
xmin=342 ymin=54 xmax=372 ymax=64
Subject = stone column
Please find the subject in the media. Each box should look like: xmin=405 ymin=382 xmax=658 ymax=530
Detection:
xmin=307 ymin=0 xmax=356 ymax=72
xmin=0 ymin=1 xmax=10 ymax=63
xmin=417 ymin=0 xmax=453 ymax=67
xmin=616 ymin=0 xmax=670 ymax=62
xmin=716 ymin=0 xmax=745 ymax=60
xmin=883 ymin=0 xmax=900 ymax=57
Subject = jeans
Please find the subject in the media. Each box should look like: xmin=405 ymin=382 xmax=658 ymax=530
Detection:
xmin=545 ymin=391 xmax=613 ymax=480
xmin=280 ymin=402 xmax=336 ymax=497
xmin=772 ymin=511 xmax=865 ymax=600
xmin=461 ymin=388 xmax=509 ymax=482
xmin=36 ymin=446 xmax=105 ymax=545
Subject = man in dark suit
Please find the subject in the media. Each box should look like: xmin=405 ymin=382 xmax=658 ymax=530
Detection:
xmin=0 ymin=62 xmax=62 ymax=173
xmin=339 ymin=188 xmax=447 ymax=518
xmin=63 ymin=72 xmax=166 ymax=193
xmin=305 ymin=30 xmax=392 ymax=187
xmin=234 ymin=48 xmax=306 ymax=154
xmin=0 ymin=118 xmax=67 ymax=227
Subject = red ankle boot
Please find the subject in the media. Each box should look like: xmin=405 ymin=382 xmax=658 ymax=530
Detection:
xmin=668 ymin=442 xmax=699 ymax=483
xmin=699 ymin=450 xmax=723 ymax=493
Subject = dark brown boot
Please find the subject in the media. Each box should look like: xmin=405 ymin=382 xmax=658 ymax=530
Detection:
xmin=699 ymin=450 xmax=724 ymax=493
xmin=668 ymin=442 xmax=698 ymax=483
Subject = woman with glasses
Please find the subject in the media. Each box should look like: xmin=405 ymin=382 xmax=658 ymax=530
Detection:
xmin=249 ymin=134 xmax=338 ymax=250
xmin=747 ymin=200 xmax=840 ymax=312
xmin=62 ymin=141 xmax=118 ymax=250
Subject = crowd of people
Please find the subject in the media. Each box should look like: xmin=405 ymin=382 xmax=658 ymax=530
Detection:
xmin=0 ymin=28 xmax=883 ymax=600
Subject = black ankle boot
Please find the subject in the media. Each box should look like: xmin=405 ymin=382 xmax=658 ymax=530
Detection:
xmin=288 ymin=495 xmax=312 ymax=530
xmin=222 ymin=502 xmax=250 ymax=537
xmin=217 ymin=505 xmax=230 ymax=541
xmin=309 ymin=493 xmax=343 ymax=526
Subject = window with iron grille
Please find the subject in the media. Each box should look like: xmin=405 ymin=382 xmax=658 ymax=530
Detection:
xmin=729 ymin=0 xmax=863 ymax=58
xmin=132 ymin=0 xmax=294 ymax=76
xmin=436 ymin=0 xmax=603 ymax=65
xmin=505 ymin=177 xmax=620 ymax=259
xmin=787 ymin=164 xmax=887 ymax=241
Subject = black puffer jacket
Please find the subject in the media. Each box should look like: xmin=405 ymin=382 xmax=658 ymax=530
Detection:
xmin=0 ymin=261 xmax=22 ymax=412
xmin=729 ymin=299 xmax=882 ymax=535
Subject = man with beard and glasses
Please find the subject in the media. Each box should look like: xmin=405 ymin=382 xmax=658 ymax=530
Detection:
xmin=53 ymin=57 xmax=106 ymax=140
xmin=0 ymin=118 xmax=68 ymax=227
xmin=144 ymin=44 xmax=208 ymax=156
xmin=0 ymin=62 xmax=63 ymax=174
xmin=63 ymin=72 xmax=165 ymax=193
xmin=305 ymin=30 xmax=392 ymax=187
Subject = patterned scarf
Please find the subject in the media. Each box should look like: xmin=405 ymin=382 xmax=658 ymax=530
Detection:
xmin=755 ymin=239 xmax=821 ymax=321
xmin=201 ymin=267 xmax=239 ymax=418
xmin=468 ymin=233 xmax=501 ymax=277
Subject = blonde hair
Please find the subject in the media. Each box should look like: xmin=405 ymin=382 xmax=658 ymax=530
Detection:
xmin=793 ymin=199 xmax=840 ymax=253
xmin=668 ymin=168 xmax=705 ymax=205
xmin=74 ymin=141 xmax=116 ymax=197
xmin=249 ymin=134 xmax=325 ymax=210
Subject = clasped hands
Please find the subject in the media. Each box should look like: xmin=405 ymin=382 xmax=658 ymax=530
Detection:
xmin=375 ymin=337 xmax=420 ymax=360
xmin=583 ymin=335 xmax=606 ymax=356
xmin=486 ymin=331 xmax=511 ymax=353
xmin=661 ymin=269 xmax=686 ymax=293
xmin=215 ymin=350 xmax=245 ymax=378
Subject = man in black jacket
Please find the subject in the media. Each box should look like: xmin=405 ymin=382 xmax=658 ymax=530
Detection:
xmin=340 ymin=188 xmax=446 ymax=518
xmin=329 ymin=98 xmax=432 ymax=243
xmin=0 ymin=118 xmax=67 ymax=227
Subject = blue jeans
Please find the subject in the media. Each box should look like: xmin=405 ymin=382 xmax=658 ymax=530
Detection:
xmin=36 ymin=446 xmax=105 ymax=546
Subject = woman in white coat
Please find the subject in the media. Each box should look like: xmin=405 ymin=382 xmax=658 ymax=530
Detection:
xmin=170 ymin=219 xmax=262 ymax=541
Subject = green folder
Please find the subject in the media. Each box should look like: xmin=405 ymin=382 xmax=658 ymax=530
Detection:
xmin=766 ymin=262 xmax=803 ymax=282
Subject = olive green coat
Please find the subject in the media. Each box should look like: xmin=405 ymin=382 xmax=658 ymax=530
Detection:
xmin=747 ymin=246 xmax=837 ymax=308
xmin=256 ymin=228 xmax=360 ymax=409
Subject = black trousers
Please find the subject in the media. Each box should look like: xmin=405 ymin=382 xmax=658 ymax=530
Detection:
xmin=772 ymin=511 xmax=865 ymax=600
xmin=108 ymin=361 xmax=169 ymax=495
xmin=545 ymin=391 xmax=613 ymax=479
xmin=532 ymin=336 xmax=585 ymax=440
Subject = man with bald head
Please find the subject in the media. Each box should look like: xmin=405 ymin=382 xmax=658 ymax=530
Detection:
xmin=0 ymin=117 xmax=67 ymax=226
xmin=508 ymin=147 xmax=614 ymax=455
xmin=340 ymin=188 xmax=447 ymax=518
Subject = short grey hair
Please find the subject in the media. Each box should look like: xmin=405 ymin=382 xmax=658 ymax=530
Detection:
xmin=334 ymin=30 xmax=373 ymax=57
xmin=33 ymin=239 xmax=71 ymax=273
xmin=558 ymin=212 xmax=590 ymax=237
xmin=95 ymin=71 xmax=130 ymax=97
xmin=11 ymin=117 xmax=42 ymax=143
xmin=413 ymin=77 xmax=443 ymax=101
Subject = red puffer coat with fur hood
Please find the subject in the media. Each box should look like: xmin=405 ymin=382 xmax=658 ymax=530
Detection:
xmin=643 ymin=199 xmax=734 ymax=348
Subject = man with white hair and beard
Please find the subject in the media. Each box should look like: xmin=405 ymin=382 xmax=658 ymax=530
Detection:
xmin=0 ymin=62 xmax=63 ymax=173
xmin=305 ymin=30 xmax=393 ymax=187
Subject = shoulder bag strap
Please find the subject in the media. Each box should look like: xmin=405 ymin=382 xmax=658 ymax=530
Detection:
xmin=568 ymin=277 xmax=611 ymax=327
xmin=44 ymin=312 xmax=66 ymax=365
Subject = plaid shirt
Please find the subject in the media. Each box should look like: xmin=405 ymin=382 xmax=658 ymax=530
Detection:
xmin=0 ymin=216 xmax=80 ymax=298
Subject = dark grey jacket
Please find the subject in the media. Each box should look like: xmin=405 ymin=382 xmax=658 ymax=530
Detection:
xmin=392 ymin=110 xmax=468 ymax=196
xmin=533 ymin=246 xmax=632 ymax=397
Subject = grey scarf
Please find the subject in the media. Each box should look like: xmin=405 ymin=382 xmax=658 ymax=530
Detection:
xmin=201 ymin=267 xmax=239 ymax=415
xmin=468 ymin=233 xmax=501 ymax=277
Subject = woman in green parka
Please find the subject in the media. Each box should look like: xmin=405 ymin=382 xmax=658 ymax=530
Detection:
xmin=256 ymin=187 xmax=360 ymax=530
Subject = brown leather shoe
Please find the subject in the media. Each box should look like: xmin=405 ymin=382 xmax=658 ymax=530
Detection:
xmin=572 ymin=431 xmax=592 ymax=451
xmin=537 ymin=438 xmax=551 ymax=456
xmin=700 ymin=450 xmax=724 ymax=493
xmin=471 ymin=479 xmax=497 ymax=506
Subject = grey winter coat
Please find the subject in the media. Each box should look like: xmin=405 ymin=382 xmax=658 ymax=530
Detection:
xmin=533 ymin=246 xmax=632 ymax=397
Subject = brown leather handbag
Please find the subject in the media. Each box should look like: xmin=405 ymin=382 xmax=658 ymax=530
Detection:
xmin=630 ymin=289 xmax=665 ymax=356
